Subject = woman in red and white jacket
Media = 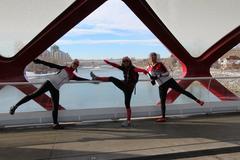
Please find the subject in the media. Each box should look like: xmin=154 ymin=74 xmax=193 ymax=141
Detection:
xmin=10 ymin=59 xmax=90 ymax=129
xmin=147 ymin=52 xmax=204 ymax=122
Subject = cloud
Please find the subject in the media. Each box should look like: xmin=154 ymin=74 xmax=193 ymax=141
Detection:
xmin=84 ymin=0 xmax=146 ymax=30
xmin=66 ymin=0 xmax=150 ymax=37
xmin=56 ymin=39 xmax=161 ymax=46
xmin=66 ymin=27 xmax=128 ymax=36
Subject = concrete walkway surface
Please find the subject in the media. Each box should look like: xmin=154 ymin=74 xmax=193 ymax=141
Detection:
xmin=0 ymin=113 xmax=240 ymax=160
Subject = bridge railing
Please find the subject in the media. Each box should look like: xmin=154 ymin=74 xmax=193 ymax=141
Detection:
xmin=0 ymin=76 xmax=239 ymax=126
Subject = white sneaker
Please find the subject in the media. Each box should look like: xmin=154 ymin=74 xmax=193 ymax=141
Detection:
xmin=121 ymin=121 xmax=131 ymax=127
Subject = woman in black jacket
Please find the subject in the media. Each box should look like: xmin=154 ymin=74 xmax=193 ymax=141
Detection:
xmin=90 ymin=57 xmax=148 ymax=127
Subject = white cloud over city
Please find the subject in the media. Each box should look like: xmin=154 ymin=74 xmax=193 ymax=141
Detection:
xmin=56 ymin=39 xmax=161 ymax=46
xmin=56 ymin=0 xmax=169 ymax=59
xmin=65 ymin=0 xmax=149 ymax=37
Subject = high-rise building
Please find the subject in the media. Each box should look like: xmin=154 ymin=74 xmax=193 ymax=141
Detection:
xmin=26 ymin=45 xmax=72 ymax=73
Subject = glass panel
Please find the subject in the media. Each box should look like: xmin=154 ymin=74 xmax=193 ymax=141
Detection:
xmin=59 ymin=82 xmax=159 ymax=109
xmin=0 ymin=85 xmax=44 ymax=113
xmin=146 ymin=0 xmax=240 ymax=57
xmin=165 ymin=55 xmax=182 ymax=78
xmin=2 ymin=77 xmax=240 ymax=113
xmin=210 ymin=44 xmax=240 ymax=98
xmin=174 ymin=81 xmax=220 ymax=105
xmin=0 ymin=0 xmax=75 ymax=57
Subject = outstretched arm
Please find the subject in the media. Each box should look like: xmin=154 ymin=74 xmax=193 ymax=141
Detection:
xmin=134 ymin=67 xmax=148 ymax=75
xmin=104 ymin=59 xmax=121 ymax=69
xmin=33 ymin=59 xmax=65 ymax=70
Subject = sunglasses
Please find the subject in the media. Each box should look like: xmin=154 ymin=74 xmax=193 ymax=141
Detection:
xmin=73 ymin=62 xmax=79 ymax=65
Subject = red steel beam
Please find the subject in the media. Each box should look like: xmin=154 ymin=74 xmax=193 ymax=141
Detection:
xmin=0 ymin=0 xmax=107 ymax=110
xmin=124 ymin=0 xmax=240 ymax=102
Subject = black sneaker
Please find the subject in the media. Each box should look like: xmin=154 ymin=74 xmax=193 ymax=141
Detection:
xmin=90 ymin=71 xmax=97 ymax=80
xmin=9 ymin=105 xmax=17 ymax=115
xmin=52 ymin=124 xmax=64 ymax=130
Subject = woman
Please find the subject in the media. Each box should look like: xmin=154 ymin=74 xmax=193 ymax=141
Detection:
xmin=10 ymin=59 xmax=90 ymax=129
xmin=90 ymin=57 xmax=148 ymax=127
xmin=147 ymin=52 xmax=204 ymax=122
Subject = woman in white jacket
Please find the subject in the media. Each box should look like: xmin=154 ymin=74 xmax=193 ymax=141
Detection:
xmin=10 ymin=59 xmax=90 ymax=129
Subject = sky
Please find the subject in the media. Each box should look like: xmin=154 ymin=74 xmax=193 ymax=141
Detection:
xmin=54 ymin=0 xmax=170 ymax=59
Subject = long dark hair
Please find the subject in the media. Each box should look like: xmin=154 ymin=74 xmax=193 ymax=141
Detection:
xmin=121 ymin=56 xmax=134 ymax=68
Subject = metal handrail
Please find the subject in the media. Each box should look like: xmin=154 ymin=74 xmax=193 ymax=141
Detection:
xmin=0 ymin=76 xmax=240 ymax=86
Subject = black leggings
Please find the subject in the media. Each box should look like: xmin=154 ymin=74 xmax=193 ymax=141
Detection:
xmin=159 ymin=78 xmax=198 ymax=118
xmin=15 ymin=80 xmax=60 ymax=124
xmin=109 ymin=77 xmax=135 ymax=108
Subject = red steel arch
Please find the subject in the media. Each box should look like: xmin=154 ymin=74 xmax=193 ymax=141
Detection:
xmin=124 ymin=0 xmax=240 ymax=102
xmin=0 ymin=0 xmax=107 ymax=110
xmin=0 ymin=0 xmax=239 ymax=110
